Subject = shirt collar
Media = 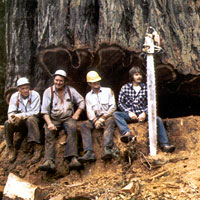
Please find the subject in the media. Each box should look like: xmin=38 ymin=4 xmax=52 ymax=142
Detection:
xmin=53 ymin=85 xmax=68 ymax=94
xmin=91 ymin=87 xmax=102 ymax=94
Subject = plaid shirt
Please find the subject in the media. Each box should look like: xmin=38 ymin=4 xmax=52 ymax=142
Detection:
xmin=118 ymin=82 xmax=148 ymax=116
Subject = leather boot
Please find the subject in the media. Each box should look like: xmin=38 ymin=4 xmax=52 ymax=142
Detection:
xmin=31 ymin=143 xmax=43 ymax=164
xmin=78 ymin=150 xmax=96 ymax=163
xmin=101 ymin=147 xmax=113 ymax=161
xmin=38 ymin=159 xmax=55 ymax=171
xmin=69 ymin=157 xmax=82 ymax=169
xmin=161 ymin=144 xmax=175 ymax=153
xmin=7 ymin=147 xmax=17 ymax=163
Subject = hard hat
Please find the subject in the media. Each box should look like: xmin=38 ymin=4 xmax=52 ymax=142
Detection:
xmin=86 ymin=71 xmax=101 ymax=82
xmin=54 ymin=70 xmax=67 ymax=78
xmin=17 ymin=77 xmax=30 ymax=87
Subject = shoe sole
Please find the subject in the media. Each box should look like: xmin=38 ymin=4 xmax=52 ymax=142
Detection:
xmin=162 ymin=146 xmax=175 ymax=153
xmin=78 ymin=158 xmax=96 ymax=163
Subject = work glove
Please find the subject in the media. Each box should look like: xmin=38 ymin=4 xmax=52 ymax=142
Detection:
xmin=94 ymin=117 xmax=105 ymax=129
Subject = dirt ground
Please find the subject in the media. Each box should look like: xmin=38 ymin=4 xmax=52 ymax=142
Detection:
xmin=1 ymin=115 xmax=200 ymax=199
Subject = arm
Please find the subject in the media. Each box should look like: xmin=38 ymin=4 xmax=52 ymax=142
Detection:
xmin=71 ymin=87 xmax=85 ymax=120
xmin=85 ymin=94 xmax=97 ymax=122
xmin=118 ymin=86 xmax=132 ymax=113
xmin=102 ymin=89 xmax=116 ymax=119
xmin=43 ymin=114 xmax=57 ymax=130
xmin=7 ymin=93 xmax=18 ymax=118
xmin=118 ymin=85 xmax=138 ymax=120
xmin=72 ymin=108 xmax=83 ymax=120
xmin=41 ymin=88 xmax=56 ymax=130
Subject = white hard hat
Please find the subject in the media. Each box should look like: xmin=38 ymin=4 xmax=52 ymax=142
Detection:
xmin=86 ymin=71 xmax=101 ymax=82
xmin=54 ymin=70 xmax=67 ymax=78
xmin=17 ymin=77 xmax=30 ymax=87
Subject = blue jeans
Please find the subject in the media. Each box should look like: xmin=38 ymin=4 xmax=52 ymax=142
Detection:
xmin=113 ymin=111 xmax=170 ymax=147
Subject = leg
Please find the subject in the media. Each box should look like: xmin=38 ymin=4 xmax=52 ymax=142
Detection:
xmin=103 ymin=116 xmax=115 ymax=148
xmin=63 ymin=118 xmax=82 ymax=169
xmin=38 ymin=126 xmax=57 ymax=171
xmin=63 ymin=118 xmax=78 ymax=158
xmin=26 ymin=116 xmax=41 ymax=144
xmin=157 ymin=116 xmax=175 ymax=153
xmin=113 ymin=111 xmax=132 ymax=135
xmin=101 ymin=116 xmax=115 ymax=160
xmin=157 ymin=116 xmax=169 ymax=146
xmin=80 ymin=120 xmax=94 ymax=152
xmin=4 ymin=120 xmax=20 ymax=162
xmin=25 ymin=116 xmax=43 ymax=164
xmin=113 ymin=111 xmax=136 ymax=143
xmin=44 ymin=126 xmax=57 ymax=162
xmin=4 ymin=120 xmax=16 ymax=147
xmin=78 ymin=121 xmax=96 ymax=163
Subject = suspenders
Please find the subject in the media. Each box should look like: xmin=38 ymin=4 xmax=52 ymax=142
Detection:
xmin=17 ymin=91 xmax=32 ymax=112
xmin=50 ymin=86 xmax=72 ymax=112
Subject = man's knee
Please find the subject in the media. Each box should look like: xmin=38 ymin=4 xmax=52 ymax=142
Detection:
xmin=80 ymin=121 xmax=92 ymax=131
xmin=26 ymin=116 xmax=38 ymax=124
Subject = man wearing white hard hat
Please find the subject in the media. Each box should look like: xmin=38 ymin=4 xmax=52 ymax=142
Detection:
xmin=39 ymin=69 xmax=85 ymax=171
xmin=78 ymin=71 xmax=116 ymax=163
xmin=4 ymin=77 xmax=42 ymax=163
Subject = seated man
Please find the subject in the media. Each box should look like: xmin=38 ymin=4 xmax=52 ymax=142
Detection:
xmin=4 ymin=77 xmax=42 ymax=163
xmin=113 ymin=66 xmax=175 ymax=153
xmin=79 ymin=71 xmax=116 ymax=163
xmin=39 ymin=69 xmax=85 ymax=171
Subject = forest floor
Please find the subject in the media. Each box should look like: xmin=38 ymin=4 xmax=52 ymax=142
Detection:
xmin=1 ymin=115 xmax=200 ymax=199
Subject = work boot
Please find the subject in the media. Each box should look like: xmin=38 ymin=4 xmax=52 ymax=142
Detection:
xmin=78 ymin=150 xmax=96 ymax=163
xmin=7 ymin=147 xmax=17 ymax=163
xmin=120 ymin=132 xmax=136 ymax=144
xmin=68 ymin=157 xmax=82 ymax=169
xmin=31 ymin=143 xmax=43 ymax=164
xmin=38 ymin=159 xmax=55 ymax=172
xmin=101 ymin=147 xmax=113 ymax=161
xmin=161 ymin=145 xmax=175 ymax=153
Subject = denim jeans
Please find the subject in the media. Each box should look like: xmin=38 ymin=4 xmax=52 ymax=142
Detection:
xmin=80 ymin=116 xmax=115 ymax=152
xmin=113 ymin=111 xmax=170 ymax=147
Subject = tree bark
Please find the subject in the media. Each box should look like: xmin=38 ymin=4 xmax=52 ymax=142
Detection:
xmin=4 ymin=0 xmax=200 ymax=117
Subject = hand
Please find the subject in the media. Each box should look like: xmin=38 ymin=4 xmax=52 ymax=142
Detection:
xmin=48 ymin=123 xmax=57 ymax=131
xmin=72 ymin=113 xmax=80 ymax=120
xmin=8 ymin=114 xmax=16 ymax=124
xmin=138 ymin=112 xmax=146 ymax=122
xmin=94 ymin=118 xmax=105 ymax=129
xmin=15 ymin=115 xmax=23 ymax=125
xmin=128 ymin=112 xmax=138 ymax=120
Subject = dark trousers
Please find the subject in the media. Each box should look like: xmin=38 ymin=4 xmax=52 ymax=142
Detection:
xmin=80 ymin=116 xmax=115 ymax=152
xmin=4 ymin=116 xmax=41 ymax=148
xmin=44 ymin=118 xmax=78 ymax=162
